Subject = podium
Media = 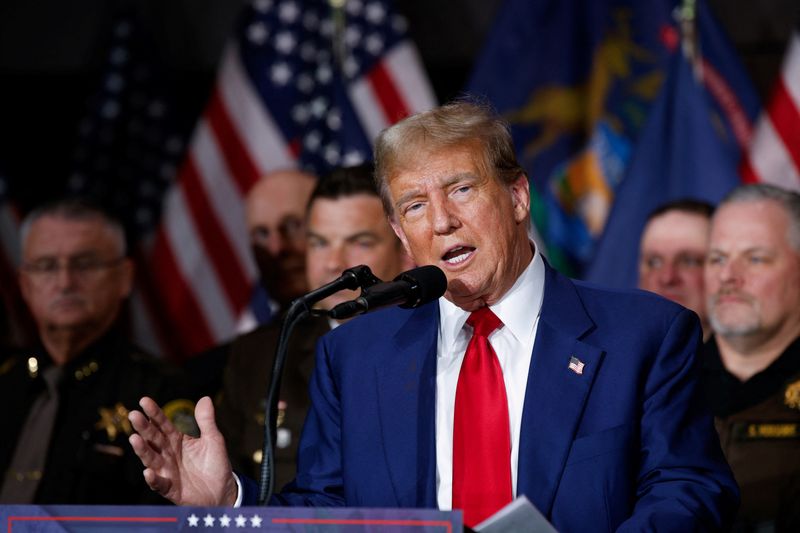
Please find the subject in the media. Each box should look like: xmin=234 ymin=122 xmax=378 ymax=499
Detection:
xmin=0 ymin=505 xmax=461 ymax=532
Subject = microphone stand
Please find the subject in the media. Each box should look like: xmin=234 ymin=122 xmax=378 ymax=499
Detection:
xmin=256 ymin=266 xmax=380 ymax=505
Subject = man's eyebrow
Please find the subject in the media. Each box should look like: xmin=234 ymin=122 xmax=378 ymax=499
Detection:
xmin=441 ymin=172 xmax=478 ymax=188
xmin=394 ymin=188 xmax=422 ymax=209
xmin=345 ymin=231 xmax=379 ymax=242
xmin=306 ymin=230 xmax=327 ymax=241
xmin=394 ymin=172 xmax=478 ymax=208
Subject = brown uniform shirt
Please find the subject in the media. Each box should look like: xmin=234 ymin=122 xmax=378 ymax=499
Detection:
xmin=702 ymin=337 xmax=800 ymax=532
xmin=216 ymin=314 xmax=330 ymax=490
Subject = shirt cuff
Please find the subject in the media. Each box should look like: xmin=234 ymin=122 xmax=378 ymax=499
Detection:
xmin=232 ymin=472 xmax=243 ymax=508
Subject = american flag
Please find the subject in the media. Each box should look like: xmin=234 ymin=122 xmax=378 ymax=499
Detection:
xmin=0 ymin=169 xmax=32 ymax=347
xmin=67 ymin=12 xmax=194 ymax=358
xmin=741 ymin=28 xmax=800 ymax=190
xmin=139 ymin=0 xmax=436 ymax=358
xmin=567 ymin=356 xmax=584 ymax=376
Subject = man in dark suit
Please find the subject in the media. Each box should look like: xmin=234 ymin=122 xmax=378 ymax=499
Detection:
xmin=0 ymin=198 xmax=193 ymax=504
xmin=215 ymin=165 xmax=412 ymax=487
xmin=128 ymin=101 xmax=737 ymax=531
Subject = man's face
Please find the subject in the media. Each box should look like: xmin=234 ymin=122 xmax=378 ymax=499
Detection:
xmin=246 ymin=171 xmax=316 ymax=306
xmin=19 ymin=216 xmax=133 ymax=337
xmin=705 ymin=200 xmax=800 ymax=341
xmin=305 ymin=194 xmax=412 ymax=311
xmin=387 ymin=146 xmax=531 ymax=311
xmin=639 ymin=210 xmax=709 ymax=322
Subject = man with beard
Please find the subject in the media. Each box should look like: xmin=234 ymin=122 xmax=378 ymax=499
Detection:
xmin=0 ymin=198 xmax=193 ymax=504
xmin=703 ymin=183 xmax=800 ymax=531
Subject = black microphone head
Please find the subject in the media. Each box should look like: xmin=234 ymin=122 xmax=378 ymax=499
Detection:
xmin=396 ymin=265 xmax=447 ymax=309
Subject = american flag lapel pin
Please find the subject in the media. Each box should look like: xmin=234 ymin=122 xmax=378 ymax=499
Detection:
xmin=568 ymin=356 xmax=585 ymax=375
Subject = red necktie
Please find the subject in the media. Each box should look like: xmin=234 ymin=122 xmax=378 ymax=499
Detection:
xmin=452 ymin=306 xmax=512 ymax=527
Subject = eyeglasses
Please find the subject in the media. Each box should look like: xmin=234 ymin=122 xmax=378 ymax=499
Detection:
xmin=250 ymin=217 xmax=306 ymax=248
xmin=21 ymin=255 xmax=125 ymax=283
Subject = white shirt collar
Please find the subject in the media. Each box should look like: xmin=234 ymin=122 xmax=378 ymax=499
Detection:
xmin=438 ymin=246 xmax=545 ymax=353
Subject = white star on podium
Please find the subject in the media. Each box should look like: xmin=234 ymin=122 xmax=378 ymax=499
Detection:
xmin=219 ymin=514 xmax=231 ymax=527
xmin=203 ymin=514 xmax=215 ymax=527
xmin=250 ymin=514 xmax=263 ymax=527
xmin=187 ymin=514 xmax=199 ymax=527
xmin=235 ymin=514 xmax=247 ymax=527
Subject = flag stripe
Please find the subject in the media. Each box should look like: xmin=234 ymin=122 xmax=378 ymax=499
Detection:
xmin=150 ymin=228 xmax=216 ymax=355
xmin=739 ymin=158 xmax=760 ymax=184
xmin=218 ymin=44 xmax=295 ymax=174
xmin=766 ymin=79 xmax=800 ymax=172
xmin=206 ymin=88 xmax=262 ymax=194
xmin=742 ymin=30 xmax=800 ymax=190
xmin=178 ymin=158 xmax=252 ymax=313
xmin=383 ymin=43 xmax=437 ymax=115
xmin=130 ymin=245 xmax=187 ymax=359
xmin=349 ymin=79 xmax=391 ymax=143
xmin=161 ymin=187 xmax=236 ymax=341
xmin=191 ymin=122 xmax=257 ymax=283
xmin=366 ymin=61 xmax=411 ymax=124
xmin=701 ymin=58 xmax=753 ymax=149
xmin=747 ymin=114 xmax=800 ymax=189
xmin=783 ymin=33 xmax=800 ymax=110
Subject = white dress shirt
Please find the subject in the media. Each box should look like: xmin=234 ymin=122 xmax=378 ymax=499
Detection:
xmin=435 ymin=249 xmax=545 ymax=510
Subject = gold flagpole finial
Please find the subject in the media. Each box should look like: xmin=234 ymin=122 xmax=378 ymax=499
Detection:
xmin=678 ymin=0 xmax=702 ymax=79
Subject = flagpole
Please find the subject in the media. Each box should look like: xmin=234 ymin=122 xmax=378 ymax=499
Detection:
xmin=330 ymin=0 xmax=347 ymax=69
xmin=678 ymin=0 xmax=702 ymax=80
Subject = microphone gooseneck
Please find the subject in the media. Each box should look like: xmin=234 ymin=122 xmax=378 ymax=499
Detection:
xmin=257 ymin=264 xmax=381 ymax=505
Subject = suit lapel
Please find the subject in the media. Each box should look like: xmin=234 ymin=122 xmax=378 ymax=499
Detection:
xmin=517 ymin=263 xmax=605 ymax=516
xmin=375 ymin=304 xmax=439 ymax=507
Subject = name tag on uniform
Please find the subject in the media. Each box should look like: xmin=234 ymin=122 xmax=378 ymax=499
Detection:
xmin=731 ymin=421 xmax=799 ymax=441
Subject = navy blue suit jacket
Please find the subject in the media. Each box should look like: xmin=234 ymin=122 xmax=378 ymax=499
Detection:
xmin=251 ymin=263 xmax=737 ymax=531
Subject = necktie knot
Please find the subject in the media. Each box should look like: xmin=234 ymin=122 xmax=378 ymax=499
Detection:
xmin=466 ymin=306 xmax=502 ymax=338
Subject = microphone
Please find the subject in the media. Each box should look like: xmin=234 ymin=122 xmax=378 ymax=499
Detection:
xmin=294 ymin=265 xmax=381 ymax=307
xmin=328 ymin=265 xmax=447 ymax=320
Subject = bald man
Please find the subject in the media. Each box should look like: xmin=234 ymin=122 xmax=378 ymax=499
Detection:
xmin=246 ymin=170 xmax=317 ymax=311
xmin=184 ymin=170 xmax=316 ymax=398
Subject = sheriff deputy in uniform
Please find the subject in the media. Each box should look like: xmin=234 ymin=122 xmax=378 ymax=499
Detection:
xmin=703 ymin=183 xmax=800 ymax=531
xmin=0 ymin=198 xmax=195 ymax=504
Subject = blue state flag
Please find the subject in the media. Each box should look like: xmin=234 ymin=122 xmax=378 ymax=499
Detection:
xmin=584 ymin=54 xmax=736 ymax=288
xmin=467 ymin=0 xmax=677 ymax=275
xmin=584 ymin=3 xmax=760 ymax=288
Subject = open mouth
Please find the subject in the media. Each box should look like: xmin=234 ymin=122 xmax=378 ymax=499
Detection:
xmin=442 ymin=246 xmax=475 ymax=265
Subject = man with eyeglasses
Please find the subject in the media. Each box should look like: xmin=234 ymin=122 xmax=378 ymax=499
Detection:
xmin=0 ymin=197 xmax=194 ymax=504
xmin=183 ymin=169 xmax=317 ymax=399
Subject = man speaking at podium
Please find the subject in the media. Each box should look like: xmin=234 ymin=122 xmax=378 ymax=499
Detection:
xmin=128 ymin=101 xmax=738 ymax=531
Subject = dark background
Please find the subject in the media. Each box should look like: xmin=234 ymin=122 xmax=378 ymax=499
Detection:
xmin=0 ymin=0 xmax=797 ymax=211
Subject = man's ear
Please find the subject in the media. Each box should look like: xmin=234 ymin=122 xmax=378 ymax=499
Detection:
xmin=118 ymin=258 xmax=135 ymax=299
xmin=509 ymin=174 xmax=530 ymax=223
xmin=389 ymin=216 xmax=413 ymax=258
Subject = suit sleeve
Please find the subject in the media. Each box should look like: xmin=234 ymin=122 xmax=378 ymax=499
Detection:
xmin=618 ymin=309 xmax=739 ymax=532
xmin=270 ymin=335 xmax=346 ymax=507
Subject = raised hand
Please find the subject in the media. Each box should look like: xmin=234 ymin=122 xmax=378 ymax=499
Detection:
xmin=128 ymin=396 xmax=239 ymax=506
